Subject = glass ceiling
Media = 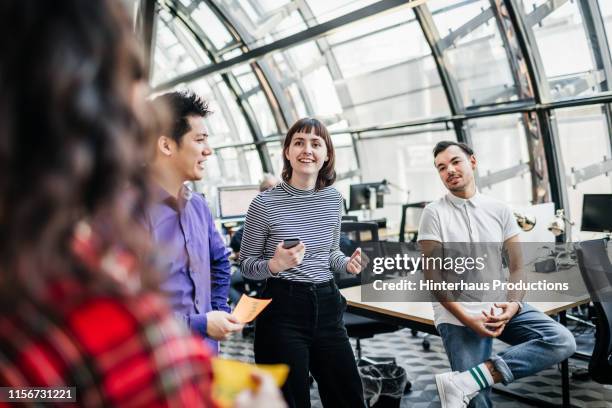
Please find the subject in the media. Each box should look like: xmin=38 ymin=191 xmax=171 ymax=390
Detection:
xmin=149 ymin=0 xmax=612 ymax=238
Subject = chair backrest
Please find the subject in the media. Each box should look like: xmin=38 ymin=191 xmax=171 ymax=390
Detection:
xmin=576 ymin=239 xmax=612 ymax=384
xmin=335 ymin=221 xmax=379 ymax=289
xmin=342 ymin=215 xmax=358 ymax=222
xmin=399 ymin=202 xmax=429 ymax=242
xmin=341 ymin=221 xmax=379 ymax=243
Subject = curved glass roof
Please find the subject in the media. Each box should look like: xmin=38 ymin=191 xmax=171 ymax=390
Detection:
xmin=147 ymin=0 xmax=612 ymax=238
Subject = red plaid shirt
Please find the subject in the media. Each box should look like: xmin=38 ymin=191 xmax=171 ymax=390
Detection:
xmin=0 ymin=279 xmax=216 ymax=407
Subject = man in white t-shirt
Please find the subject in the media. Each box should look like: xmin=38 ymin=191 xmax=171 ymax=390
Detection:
xmin=418 ymin=141 xmax=576 ymax=408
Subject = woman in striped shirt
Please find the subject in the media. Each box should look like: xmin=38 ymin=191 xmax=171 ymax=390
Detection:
xmin=240 ymin=118 xmax=365 ymax=408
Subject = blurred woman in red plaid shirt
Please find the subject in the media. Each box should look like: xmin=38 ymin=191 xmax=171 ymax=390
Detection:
xmin=0 ymin=1 xmax=283 ymax=407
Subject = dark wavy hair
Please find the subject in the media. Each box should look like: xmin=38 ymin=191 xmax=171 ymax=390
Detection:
xmin=0 ymin=0 xmax=159 ymax=304
xmin=152 ymin=91 xmax=211 ymax=144
xmin=433 ymin=141 xmax=474 ymax=158
xmin=281 ymin=118 xmax=336 ymax=190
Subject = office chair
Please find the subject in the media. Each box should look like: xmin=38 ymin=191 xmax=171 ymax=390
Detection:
xmin=575 ymin=239 xmax=612 ymax=384
xmin=341 ymin=221 xmax=379 ymax=242
xmin=338 ymin=221 xmax=400 ymax=359
xmin=399 ymin=202 xmax=429 ymax=243
xmin=398 ymin=202 xmax=433 ymax=349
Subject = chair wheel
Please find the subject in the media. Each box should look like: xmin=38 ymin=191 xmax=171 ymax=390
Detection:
xmin=404 ymin=380 xmax=412 ymax=394
xmin=422 ymin=339 xmax=430 ymax=351
xmin=411 ymin=329 xmax=418 ymax=337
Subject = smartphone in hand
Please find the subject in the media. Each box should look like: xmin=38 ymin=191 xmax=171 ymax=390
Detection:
xmin=282 ymin=238 xmax=300 ymax=249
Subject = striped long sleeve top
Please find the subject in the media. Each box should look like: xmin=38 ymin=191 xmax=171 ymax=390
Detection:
xmin=239 ymin=181 xmax=350 ymax=283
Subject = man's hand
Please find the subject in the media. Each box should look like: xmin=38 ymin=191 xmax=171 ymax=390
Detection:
xmin=481 ymin=302 xmax=520 ymax=326
xmin=268 ymin=242 xmax=306 ymax=274
xmin=346 ymin=248 xmax=365 ymax=275
xmin=234 ymin=371 xmax=286 ymax=408
xmin=463 ymin=313 xmax=506 ymax=338
xmin=206 ymin=311 xmax=244 ymax=341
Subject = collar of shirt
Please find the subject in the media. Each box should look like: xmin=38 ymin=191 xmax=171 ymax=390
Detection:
xmin=446 ymin=191 xmax=482 ymax=208
xmin=152 ymin=183 xmax=193 ymax=211
xmin=280 ymin=181 xmax=316 ymax=197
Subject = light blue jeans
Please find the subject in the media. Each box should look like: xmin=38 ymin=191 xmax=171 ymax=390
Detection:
xmin=437 ymin=303 xmax=576 ymax=408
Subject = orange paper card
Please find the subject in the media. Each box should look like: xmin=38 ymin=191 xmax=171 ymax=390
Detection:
xmin=231 ymin=294 xmax=272 ymax=323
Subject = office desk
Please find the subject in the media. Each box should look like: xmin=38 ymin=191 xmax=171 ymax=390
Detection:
xmin=340 ymin=285 xmax=590 ymax=408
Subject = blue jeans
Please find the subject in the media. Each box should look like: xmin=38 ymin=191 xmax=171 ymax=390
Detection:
xmin=437 ymin=303 xmax=576 ymax=408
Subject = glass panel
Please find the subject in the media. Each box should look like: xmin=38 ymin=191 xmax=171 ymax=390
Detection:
xmin=286 ymin=83 xmax=309 ymax=119
xmin=233 ymin=67 xmax=260 ymax=93
xmin=267 ymin=141 xmax=286 ymax=177
xmin=327 ymin=6 xmax=450 ymax=126
xmin=523 ymin=0 xmax=598 ymax=99
xmin=301 ymin=66 xmax=344 ymax=117
xmin=152 ymin=10 xmax=210 ymax=86
xmin=214 ymin=0 xmax=306 ymax=50
xmin=468 ymin=114 xmax=532 ymax=206
xmin=355 ymin=127 xmax=456 ymax=231
xmin=187 ymin=76 xmax=253 ymax=145
xmin=254 ymin=0 xmax=294 ymax=14
xmin=598 ymin=0 xmax=612 ymax=53
xmin=247 ymin=92 xmax=279 ymax=137
xmin=331 ymin=133 xmax=358 ymax=177
xmin=191 ymin=2 xmax=235 ymax=51
xmin=305 ymin=0 xmax=379 ymax=23
xmin=329 ymin=10 xmax=427 ymax=77
xmin=556 ymin=105 xmax=612 ymax=238
xmin=428 ymin=0 xmax=519 ymax=107
xmin=193 ymin=146 xmax=264 ymax=216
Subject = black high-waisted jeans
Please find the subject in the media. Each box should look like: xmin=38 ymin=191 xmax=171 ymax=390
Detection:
xmin=254 ymin=278 xmax=365 ymax=408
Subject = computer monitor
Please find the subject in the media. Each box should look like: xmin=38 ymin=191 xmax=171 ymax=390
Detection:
xmin=217 ymin=185 xmax=260 ymax=219
xmin=348 ymin=182 xmax=384 ymax=211
xmin=581 ymin=194 xmax=612 ymax=232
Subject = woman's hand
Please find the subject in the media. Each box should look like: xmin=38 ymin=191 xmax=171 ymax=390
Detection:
xmin=346 ymin=248 xmax=363 ymax=275
xmin=268 ymin=242 xmax=306 ymax=274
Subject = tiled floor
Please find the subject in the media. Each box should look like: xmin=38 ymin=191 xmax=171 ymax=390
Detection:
xmin=220 ymin=320 xmax=612 ymax=407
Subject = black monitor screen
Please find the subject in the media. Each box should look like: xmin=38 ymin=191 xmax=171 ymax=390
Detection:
xmin=349 ymin=183 xmax=384 ymax=211
xmin=581 ymin=194 xmax=612 ymax=232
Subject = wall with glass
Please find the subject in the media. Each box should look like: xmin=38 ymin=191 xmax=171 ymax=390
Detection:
xmin=148 ymin=0 xmax=612 ymax=239
xmin=556 ymin=105 xmax=612 ymax=237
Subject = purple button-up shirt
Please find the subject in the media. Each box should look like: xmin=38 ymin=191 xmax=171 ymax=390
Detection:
xmin=144 ymin=185 xmax=231 ymax=353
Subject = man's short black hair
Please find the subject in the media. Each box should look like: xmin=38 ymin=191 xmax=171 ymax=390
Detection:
xmin=153 ymin=91 xmax=211 ymax=143
xmin=433 ymin=141 xmax=474 ymax=158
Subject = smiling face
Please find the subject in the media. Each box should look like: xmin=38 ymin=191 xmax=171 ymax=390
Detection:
xmin=172 ymin=115 xmax=211 ymax=181
xmin=284 ymin=131 xmax=329 ymax=181
xmin=434 ymin=145 xmax=477 ymax=193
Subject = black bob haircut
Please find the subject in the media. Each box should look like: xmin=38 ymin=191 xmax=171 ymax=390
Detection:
xmin=433 ymin=141 xmax=474 ymax=158
xmin=153 ymin=91 xmax=211 ymax=143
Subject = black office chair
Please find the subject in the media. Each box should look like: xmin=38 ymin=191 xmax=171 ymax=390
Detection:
xmin=342 ymin=215 xmax=358 ymax=222
xmin=576 ymin=239 xmax=612 ymax=384
xmin=398 ymin=202 xmax=434 ymax=349
xmin=338 ymin=221 xmax=400 ymax=359
xmin=399 ymin=202 xmax=429 ymax=243
xmin=341 ymin=221 xmax=379 ymax=242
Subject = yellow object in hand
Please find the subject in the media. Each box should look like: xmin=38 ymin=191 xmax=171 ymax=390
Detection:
xmin=212 ymin=358 xmax=289 ymax=408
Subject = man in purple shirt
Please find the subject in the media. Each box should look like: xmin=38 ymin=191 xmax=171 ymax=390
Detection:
xmin=146 ymin=91 xmax=243 ymax=353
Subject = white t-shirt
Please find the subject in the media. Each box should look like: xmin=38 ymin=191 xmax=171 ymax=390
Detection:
xmin=418 ymin=192 xmax=521 ymax=327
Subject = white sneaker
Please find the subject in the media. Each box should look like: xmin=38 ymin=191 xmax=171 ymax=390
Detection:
xmin=435 ymin=372 xmax=476 ymax=408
